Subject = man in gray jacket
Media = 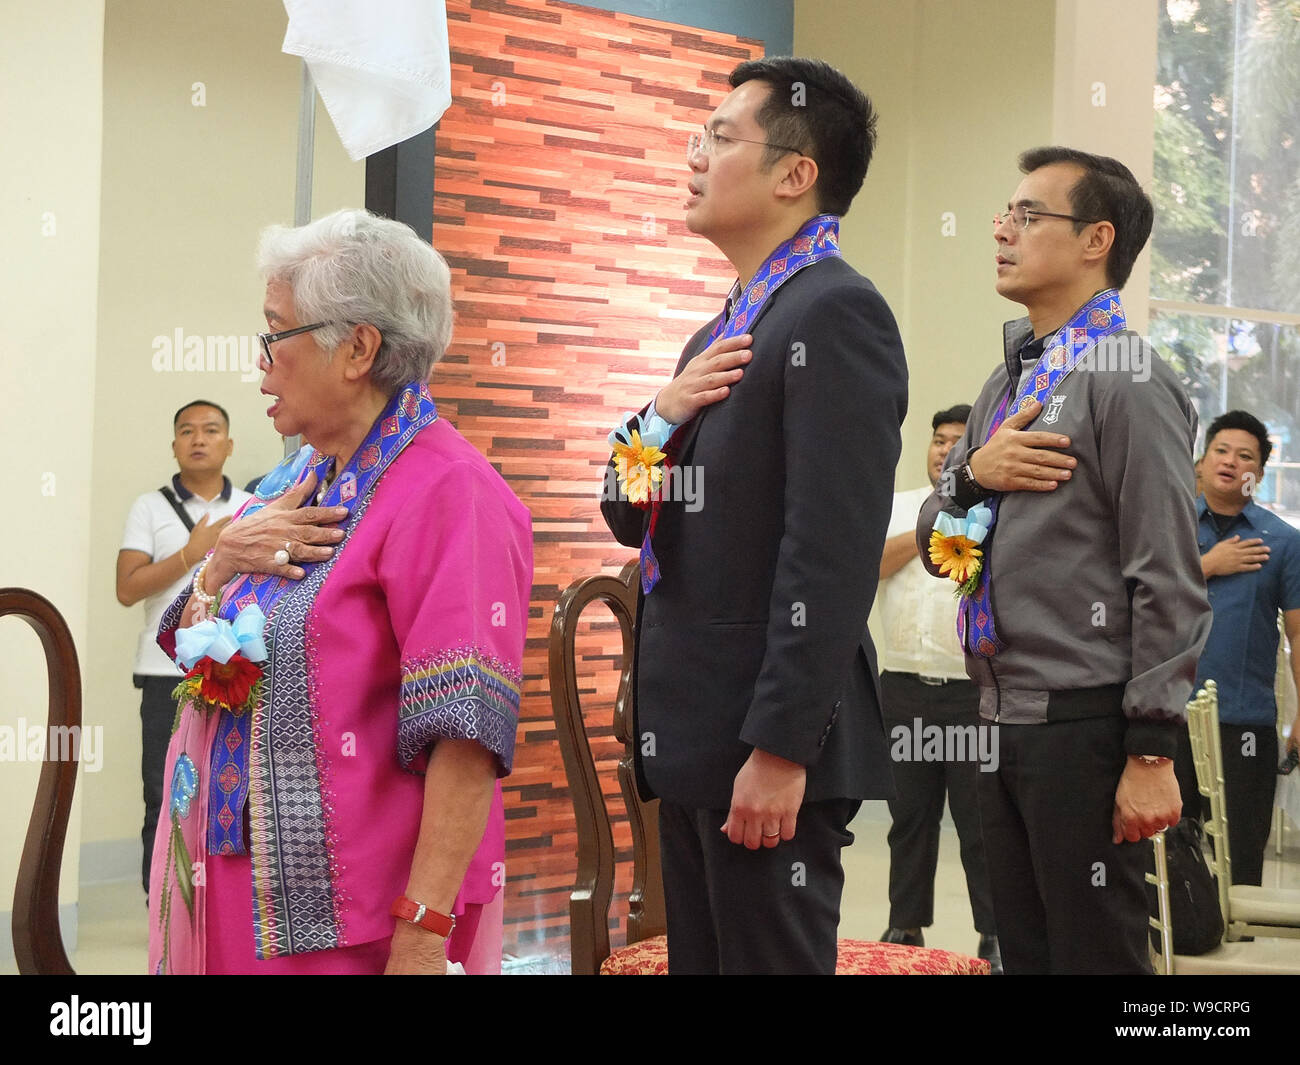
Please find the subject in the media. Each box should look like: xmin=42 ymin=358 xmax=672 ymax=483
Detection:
xmin=917 ymin=147 xmax=1211 ymax=973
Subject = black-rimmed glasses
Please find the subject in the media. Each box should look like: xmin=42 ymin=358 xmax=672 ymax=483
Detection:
xmin=993 ymin=205 xmax=1100 ymax=231
xmin=257 ymin=322 xmax=333 ymax=366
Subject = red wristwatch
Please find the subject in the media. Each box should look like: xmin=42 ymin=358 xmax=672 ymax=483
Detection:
xmin=390 ymin=896 xmax=456 ymax=938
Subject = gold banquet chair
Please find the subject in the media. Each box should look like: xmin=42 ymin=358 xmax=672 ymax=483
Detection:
xmin=1273 ymin=619 xmax=1294 ymax=856
xmin=1148 ymin=829 xmax=1300 ymax=974
xmin=549 ymin=562 xmax=989 ymax=975
xmin=1189 ymin=681 xmax=1300 ymax=941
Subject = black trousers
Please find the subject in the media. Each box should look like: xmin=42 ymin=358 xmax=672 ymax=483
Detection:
xmin=977 ymin=708 xmax=1152 ymax=974
xmin=1220 ymin=723 xmax=1279 ymax=886
xmin=658 ymin=798 xmax=859 ymax=974
xmin=138 ymin=675 xmax=177 ymax=892
xmin=881 ymin=672 xmax=995 ymax=934
xmin=1175 ymin=722 xmax=1277 ymax=886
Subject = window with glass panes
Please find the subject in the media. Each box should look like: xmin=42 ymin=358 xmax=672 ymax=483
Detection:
xmin=1153 ymin=0 xmax=1300 ymax=516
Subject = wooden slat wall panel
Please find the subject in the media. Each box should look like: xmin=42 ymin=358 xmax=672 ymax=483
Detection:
xmin=430 ymin=0 xmax=760 ymax=961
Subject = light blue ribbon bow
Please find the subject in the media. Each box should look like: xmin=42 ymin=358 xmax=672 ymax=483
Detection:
xmin=934 ymin=504 xmax=993 ymax=545
xmin=608 ymin=394 xmax=681 ymax=452
xmin=175 ymin=604 xmax=268 ymax=670
xmin=608 ymin=413 xmax=668 ymax=451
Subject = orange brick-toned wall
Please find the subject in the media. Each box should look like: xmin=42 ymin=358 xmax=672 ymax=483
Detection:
xmin=429 ymin=0 xmax=761 ymax=960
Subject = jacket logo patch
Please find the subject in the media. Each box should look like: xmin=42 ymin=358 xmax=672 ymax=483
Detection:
xmin=1043 ymin=394 xmax=1066 ymax=424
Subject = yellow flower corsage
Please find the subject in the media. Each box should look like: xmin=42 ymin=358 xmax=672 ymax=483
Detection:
xmin=928 ymin=506 xmax=993 ymax=597
xmin=611 ymin=428 xmax=667 ymax=506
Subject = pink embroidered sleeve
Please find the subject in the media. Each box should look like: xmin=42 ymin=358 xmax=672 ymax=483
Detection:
xmin=380 ymin=456 xmax=532 ymax=776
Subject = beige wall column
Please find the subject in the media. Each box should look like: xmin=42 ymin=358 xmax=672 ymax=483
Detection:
xmin=796 ymin=0 xmax=1056 ymax=488
xmin=0 ymin=2 xmax=106 ymax=956
xmin=1052 ymin=0 xmax=1159 ymax=334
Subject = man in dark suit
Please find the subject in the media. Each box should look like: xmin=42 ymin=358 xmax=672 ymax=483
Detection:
xmin=600 ymin=56 xmax=907 ymax=974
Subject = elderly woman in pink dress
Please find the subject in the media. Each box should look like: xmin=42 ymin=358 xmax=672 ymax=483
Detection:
xmin=147 ymin=208 xmax=532 ymax=975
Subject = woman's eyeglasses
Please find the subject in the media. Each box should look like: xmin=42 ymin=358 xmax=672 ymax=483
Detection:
xmin=257 ymin=322 xmax=333 ymax=366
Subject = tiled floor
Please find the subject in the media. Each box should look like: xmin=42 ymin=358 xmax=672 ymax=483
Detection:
xmin=63 ymin=878 xmax=150 ymax=975
xmin=840 ymin=802 xmax=988 ymax=953
xmin=10 ymin=802 xmax=1300 ymax=974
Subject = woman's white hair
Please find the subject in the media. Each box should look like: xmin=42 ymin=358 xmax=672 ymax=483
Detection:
xmin=257 ymin=208 xmax=453 ymax=396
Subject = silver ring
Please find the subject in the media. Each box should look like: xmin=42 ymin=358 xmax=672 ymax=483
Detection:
xmin=274 ymin=549 xmax=290 ymax=566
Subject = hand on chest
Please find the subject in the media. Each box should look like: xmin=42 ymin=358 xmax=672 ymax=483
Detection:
xmin=1202 ymin=525 xmax=1279 ymax=597
xmin=684 ymin=337 xmax=784 ymax=462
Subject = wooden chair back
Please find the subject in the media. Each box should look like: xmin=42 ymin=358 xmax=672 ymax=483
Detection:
xmin=3 ymin=588 xmax=80 ymax=975
xmin=548 ymin=561 xmax=666 ymax=974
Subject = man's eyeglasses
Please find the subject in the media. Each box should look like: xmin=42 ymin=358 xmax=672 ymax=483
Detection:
xmin=687 ymin=127 xmax=804 ymax=161
xmin=257 ymin=322 xmax=333 ymax=366
xmin=993 ymin=205 xmax=1100 ymax=231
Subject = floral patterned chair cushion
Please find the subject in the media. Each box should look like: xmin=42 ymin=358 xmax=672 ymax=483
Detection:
xmin=599 ymin=935 xmax=989 ymax=975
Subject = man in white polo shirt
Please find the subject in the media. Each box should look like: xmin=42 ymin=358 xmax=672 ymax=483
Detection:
xmin=875 ymin=404 xmax=1000 ymax=972
xmin=116 ymin=399 xmax=251 ymax=894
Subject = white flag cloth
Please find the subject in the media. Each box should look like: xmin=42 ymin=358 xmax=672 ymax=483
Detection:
xmin=282 ymin=0 xmax=452 ymax=161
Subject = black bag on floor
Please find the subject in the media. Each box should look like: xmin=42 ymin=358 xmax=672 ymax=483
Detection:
xmin=1147 ymin=818 xmax=1224 ymax=955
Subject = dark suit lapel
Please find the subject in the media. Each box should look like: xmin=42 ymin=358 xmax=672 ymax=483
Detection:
xmin=666 ymin=404 xmax=708 ymax=464
xmin=667 ymin=270 xmax=806 ymax=463
xmin=664 ymin=312 xmax=722 ymax=463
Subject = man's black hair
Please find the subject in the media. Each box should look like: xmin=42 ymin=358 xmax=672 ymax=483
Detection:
xmin=729 ymin=57 xmax=877 ymax=217
xmin=1018 ymin=146 xmax=1154 ymax=290
xmin=932 ymin=404 xmax=972 ymax=432
xmin=1205 ymin=409 xmax=1272 ymax=468
xmin=173 ymin=399 xmax=230 ymax=430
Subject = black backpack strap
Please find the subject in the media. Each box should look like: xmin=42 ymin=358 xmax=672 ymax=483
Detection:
xmin=159 ymin=486 xmax=196 ymax=532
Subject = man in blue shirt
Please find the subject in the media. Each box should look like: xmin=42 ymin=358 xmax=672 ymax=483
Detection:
xmin=1179 ymin=409 xmax=1300 ymax=885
